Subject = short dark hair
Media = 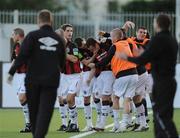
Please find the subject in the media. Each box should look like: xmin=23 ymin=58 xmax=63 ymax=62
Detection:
xmin=156 ymin=14 xmax=171 ymax=30
xmin=38 ymin=9 xmax=52 ymax=23
xmin=86 ymin=38 xmax=97 ymax=48
xmin=74 ymin=37 xmax=83 ymax=48
xmin=137 ymin=26 xmax=147 ymax=31
xmin=61 ymin=24 xmax=73 ymax=31
xmin=13 ymin=28 xmax=24 ymax=37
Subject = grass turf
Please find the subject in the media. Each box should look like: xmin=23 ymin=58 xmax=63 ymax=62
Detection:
xmin=0 ymin=108 xmax=180 ymax=138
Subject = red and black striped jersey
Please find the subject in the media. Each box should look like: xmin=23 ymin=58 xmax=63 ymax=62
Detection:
xmin=11 ymin=42 xmax=27 ymax=73
xmin=94 ymin=44 xmax=111 ymax=77
xmin=64 ymin=41 xmax=82 ymax=74
xmin=79 ymin=48 xmax=93 ymax=72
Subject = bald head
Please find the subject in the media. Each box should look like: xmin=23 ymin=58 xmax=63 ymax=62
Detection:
xmin=110 ymin=28 xmax=123 ymax=43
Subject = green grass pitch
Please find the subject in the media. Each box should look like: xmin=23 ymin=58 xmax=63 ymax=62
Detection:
xmin=0 ymin=109 xmax=180 ymax=138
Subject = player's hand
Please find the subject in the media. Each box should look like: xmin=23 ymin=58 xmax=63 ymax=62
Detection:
xmin=6 ymin=73 xmax=13 ymax=85
xmin=122 ymin=21 xmax=135 ymax=31
xmin=67 ymin=54 xmax=78 ymax=63
xmin=98 ymin=31 xmax=106 ymax=37
xmin=93 ymin=49 xmax=99 ymax=55
xmin=125 ymin=21 xmax=135 ymax=29
xmin=133 ymin=46 xmax=144 ymax=57
xmin=88 ymin=63 xmax=95 ymax=68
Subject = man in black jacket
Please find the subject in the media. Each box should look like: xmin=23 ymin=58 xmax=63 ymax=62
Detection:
xmin=7 ymin=9 xmax=66 ymax=138
xmin=120 ymin=14 xmax=179 ymax=138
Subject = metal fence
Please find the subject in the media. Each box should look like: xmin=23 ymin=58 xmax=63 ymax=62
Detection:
xmin=0 ymin=10 xmax=179 ymax=62
xmin=0 ymin=10 xmax=176 ymax=38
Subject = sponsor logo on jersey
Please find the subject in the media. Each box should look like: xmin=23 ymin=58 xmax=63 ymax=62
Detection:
xmin=39 ymin=37 xmax=58 ymax=51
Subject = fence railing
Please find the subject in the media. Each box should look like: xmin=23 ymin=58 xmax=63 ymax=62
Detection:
xmin=0 ymin=10 xmax=176 ymax=38
xmin=0 ymin=10 xmax=179 ymax=62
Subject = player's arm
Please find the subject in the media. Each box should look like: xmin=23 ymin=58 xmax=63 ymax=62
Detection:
xmin=81 ymin=53 xmax=97 ymax=66
xmin=11 ymin=45 xmax=16 ymax=62
xmin=121 ymin=21 xmax=135 ymax=32
xmin=8 ymin=33 xmax=33 ymax=76
xmin=122 ymin=36 xmax=162 ymax=65
xmin=59 ymin=38 xmax=66 ymax=71
xmin=142 ymin=39 xmax=150 ymax=50
xmin=66 ymin=54 xmax=78 ymax=63
xmin=95 ymin=45 xmax=115 ymax=68
xmin=86 ymin=68 xmax=96 ymax=86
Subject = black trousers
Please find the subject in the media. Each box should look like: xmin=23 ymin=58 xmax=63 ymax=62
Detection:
xmin=152 ymin=78 xmax=178 ymax=138
xmin=26 ymin=83 xmax=57 ymax=138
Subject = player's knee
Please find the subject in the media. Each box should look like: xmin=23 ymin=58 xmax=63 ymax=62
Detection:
xmin=102 ymin=95 xmax=110 ymax=101
xmin=58 ymin=96 xmax=64 ymax=104
xmin=63 ymin=99 xmax=67 ymax=105
xmin=109 ymin=96 xmax=113 ymax=102
xmin=84 ymin=96 xmax=90 ymax=104
xmin=67 ymin=94 xmax=75 ymax=106
xmin=18 ymin=94 xmax=27 ymax=104
xmin=113 ymin=95 xmax=119 ymax=101
xmin=133 ymin=95 xmax=142 ymax=104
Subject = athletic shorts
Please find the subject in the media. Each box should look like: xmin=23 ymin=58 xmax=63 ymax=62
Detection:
xmin=135 ymin=72 xmax=149 ymax=96
xmin=145 ymin=73 xmax=153 ymax=94
xmin=80 ymin=71 xmax=94 ymax=97
xmin=57 ymin=73 xmax=66 ymax=97
xmin=16 ymin=73 xmax=26 ymax=94
xmin=57 ymin=73 xmax=81 ymax=97
xmin=113 ymin=74 xmax=138 ymax=98
xmin=92 ymin=71 xmax=115 ymax=98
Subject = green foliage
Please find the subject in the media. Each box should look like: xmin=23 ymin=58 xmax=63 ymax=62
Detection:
xmin=122 ymin=0 xmax=175 ymax=12
xmin=108 ymin=1 xmax=120 ymax=13
xmin=0 ymin=0 xmax=64 ymax=10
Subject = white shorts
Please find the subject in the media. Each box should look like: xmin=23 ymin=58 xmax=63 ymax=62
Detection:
xmin=113 ymin=74 xmax=138 ymax=98
xmin=145 ymin=73 xmax=153 ymax=94
xmin=80 ymin=71 xmax=94 ymax=97
xmin=93 ymin=71 xmax=115 ymax=98
xmin=57 ymin=73 xmax=66 ymax=97
xmin=57 ymin=73 xmax=81 ymax=97
xmin=16 ymin=73 xmax=26 ymax=94
xmin=135 ymin=72 xmax=149 ymax=96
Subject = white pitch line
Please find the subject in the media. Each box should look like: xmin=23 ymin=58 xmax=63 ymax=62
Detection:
xmin=69 ymin=111 xmax=153 ymax=138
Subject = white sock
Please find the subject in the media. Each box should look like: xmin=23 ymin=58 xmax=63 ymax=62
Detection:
xmin=135 ymin=113 xmax=140 ymax=124
xmin=21 ymin=102 xmax=30 ymax=124
xmin=94 ymin=100 xmax=101 ymax=122
xmin=121 ymin=113 xmax=129 ymax=126
xmin=59 ymin=104 xmax=67 ymax=126
xmin=95 ymin=101 xmax=101 ymax=116
xmin=128 ymin=113 xmax=133 ymax=124
xmin=65 ymin=103 xmax=69 ymax=114
xmin=84 ymin=104 xmax=92 ymax=127
xmin=136 ymin=103 xmax=146 ymax=126
xmin=69 ymin=105 xmax=78 ymax=125
xmin=113 ymin=109 xmax=120 ymax=128
xmin=100 ymin=105 xmax=109 ymax=127
xmin=109 ymin=105 xmax=114 ymax=118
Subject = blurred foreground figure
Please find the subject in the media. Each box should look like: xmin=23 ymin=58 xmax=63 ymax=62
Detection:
xmin=120 ymin=14 xmax=179 ymax=138
xmin=7 ymin=9 xmax=66 ymax=138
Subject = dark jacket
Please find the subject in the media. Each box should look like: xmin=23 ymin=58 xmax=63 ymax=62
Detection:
xmin=128 ymin=30 xmax=178 ymax=81
xmin=9 ymin=25 xmax=66 ymax=87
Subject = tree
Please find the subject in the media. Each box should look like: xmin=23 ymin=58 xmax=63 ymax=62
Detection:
xmin=122 ymin=0 xmax=175 ymax=12
xmin=0 ymin=0 xmax=64 ymax=10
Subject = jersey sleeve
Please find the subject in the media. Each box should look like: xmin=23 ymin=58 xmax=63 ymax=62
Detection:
xmin=9 ymin=32 xmax=34 ymax=76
